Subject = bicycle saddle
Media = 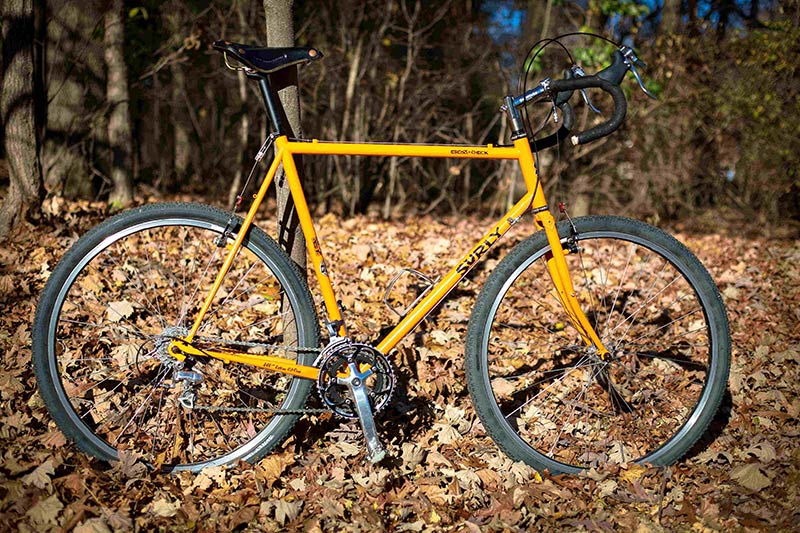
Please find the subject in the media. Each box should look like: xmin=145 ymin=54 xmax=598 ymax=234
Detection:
xmin=212 ymin=40 xmax=322 ymax=74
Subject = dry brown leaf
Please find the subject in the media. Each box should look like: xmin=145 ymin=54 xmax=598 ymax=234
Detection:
xmin=318 ymin=497 xmax=345 ymax=519
xmin=730 ymin=463 xmax=772 ymax=491
xmin=73 ymin=517 xmax=112 ymax=533
xmin=491 ymin=377 xmax=516 ymax=399
xmin=40 ymin=429 xmax=68 ymax=448
xmin=149 ymin=497 xmax=181 ymax=517
xmin=334 ymin=440 xmax=361 ymax=458
xmin=400 ymin=442 xmax=426 ymax=472
xmin=26 ymin=494 xmax=63 ymax=528
xmin=106 ymin=300 xmax=134 ymax=322
xmin=110 ymin=451 xmax=147 ymax=480
xmin=619 ymin=464 xmax=648 ymax=483
xmin=744 ymin=442 xmax=777 ymax=463
xmin=475 ymin=468 xmax=502 ymax=488
xmin=288 ymin=477 xmax=306 ymax=491
xmin=434 ymin=422 xmax=461 ymax=444
xmin=258 ymin=450 xmax=294 ymax=486
xmin=22 ymin=459 xmax=55 ymax=490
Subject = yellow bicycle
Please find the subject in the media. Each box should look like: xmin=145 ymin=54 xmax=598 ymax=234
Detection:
xmin=33 ymin=38 xmax=730 ymax=474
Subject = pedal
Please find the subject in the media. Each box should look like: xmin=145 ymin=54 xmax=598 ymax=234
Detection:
xmin=383 ymin=268 xmax=438 ymax=317
xmin=339 ymin=361 xmax=386 ymax=463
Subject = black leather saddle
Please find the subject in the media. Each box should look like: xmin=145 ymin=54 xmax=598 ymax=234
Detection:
xmin=212 ymin=40 xmax=322 ymax=75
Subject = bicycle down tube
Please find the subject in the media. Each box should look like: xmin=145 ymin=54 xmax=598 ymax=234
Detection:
xmin=169 ymin=134 xmax=608 ymax=374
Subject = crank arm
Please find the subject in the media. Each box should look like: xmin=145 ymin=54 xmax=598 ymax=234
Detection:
xmin=339 ymin=362 xmax=386 ymax=463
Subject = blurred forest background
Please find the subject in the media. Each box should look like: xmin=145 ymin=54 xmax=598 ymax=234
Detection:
xmin=1 ymin=0 xmax=799 ymax=238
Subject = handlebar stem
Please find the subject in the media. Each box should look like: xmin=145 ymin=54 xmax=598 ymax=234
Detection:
xmin=503 ymin=95 xmax=527 ymax=140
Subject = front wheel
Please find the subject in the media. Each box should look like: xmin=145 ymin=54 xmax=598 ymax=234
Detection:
xmin=33 ymin=203 xmax=319 ymax=472
xmin=466 ymin=216 xmax=730 ymax=474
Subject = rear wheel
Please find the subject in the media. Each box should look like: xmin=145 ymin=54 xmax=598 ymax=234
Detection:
xmin=33 ymin=203 xmax=319 ymax=472
xmin=466 ymin=216 xmax=730 ymax=474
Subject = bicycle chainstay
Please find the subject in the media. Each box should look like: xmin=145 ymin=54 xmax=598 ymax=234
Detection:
xmin=178 ymin=334 xmax=330 ymax=415
xmin=186 ymin=334 xmax=322 ymax=356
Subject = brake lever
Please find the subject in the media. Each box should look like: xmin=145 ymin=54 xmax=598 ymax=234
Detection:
xmin=620 ymin=46 xmax=658 ymax=100
xmin=629 ymin=63 xmax=658 ymax=99
xmin=570 ymin=65 xmax=602 ymax=114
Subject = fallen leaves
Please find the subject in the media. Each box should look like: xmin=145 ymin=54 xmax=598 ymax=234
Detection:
xmin=21 ymin=459 xmax=55 ymax=490
xmin=109 ymin=451 xmax=147 ymax=481
xmin=106 ymin=300 xmax=135 ymax=322
xmin=1 ymin=201 xmax=798 ymax=531
xmin=148 ymin=497 xmax=181 ymax=518
xmin=25 ymin=494 xmax=63 ymax=528
xmin=730 ymin=463 xmax=772 ymax=491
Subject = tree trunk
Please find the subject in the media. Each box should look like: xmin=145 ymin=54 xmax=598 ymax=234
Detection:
xmin=263 ymin=0 xmax=306 ymax=270
xmin=227 ymin=69 xmax=251 ymax=209
xmin=42 ymin=1 xmax=99 ymax=199
xmin=539 ymin=0 xmax=553 ymax=41
xmin=685 ymin=0 xmax=699 ymax=35
xmin=171 ymin=64 xmax=191 ymax=185
xmin=104 ymin=0 xmax=134 ymax=207
xmin=228 ymin=1 xmax=253 ymax=209
xmin=0 ymin=0 xmax=44 ymax=238
xmin=527 ymin=0 xmax=544 ymax=37
xmin=661 ymin=0 xmax=680 ymax=34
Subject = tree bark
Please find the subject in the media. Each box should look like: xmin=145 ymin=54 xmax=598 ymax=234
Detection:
xmin=228 ymin=1 xmax=253 ymax=209
xmin=104 ymin=0 xmax=134 ymax=207
xmin=661 ymin=0 xmax=680 ymax=33
xmin=685 ymin=0 xmax=699 ymax=35
xmin=263 ymin=0 xmax=306 ymax=270
xmin=227 ymin=69 xmax=251 ymax=209
xmin=42 ymin=1 xmax=99 ymax=199
xmin=1 ymin=0 xmax=44 ymax=238
xmin=171 ymin=64 xmax=191 ymax=184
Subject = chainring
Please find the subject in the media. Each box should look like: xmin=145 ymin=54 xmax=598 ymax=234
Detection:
xmin=316 ymin=341 xmax=395 ymax=419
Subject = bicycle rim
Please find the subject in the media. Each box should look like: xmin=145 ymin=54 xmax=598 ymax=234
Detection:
xmin=468 ymin=216 xmax=729 ymax=473
xmin=35 ymin=204 xmax=318 ymax=472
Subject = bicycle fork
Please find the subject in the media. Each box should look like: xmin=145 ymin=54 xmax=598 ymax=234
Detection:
xmin=513 ymin=136 xmax=608 ymax=357
xmin=535 ymin=210 xmax=609 ymax=357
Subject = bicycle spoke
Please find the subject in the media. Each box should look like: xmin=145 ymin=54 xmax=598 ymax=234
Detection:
xmin=37 ymin=205 xmax=318 ymax=471
xmin=177 ymin=245 xmax=223 ymax=329
xmin=469 ymin=218 xmax=727 ymax=473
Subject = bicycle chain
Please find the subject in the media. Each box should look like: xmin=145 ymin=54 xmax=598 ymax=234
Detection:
xmin=188 ymin=334 xmax=322 ymax=354
xmin=181 ymin=335 xmax=327 ymax=415
xmin=191 ymin=404 xmax=330 ymax=415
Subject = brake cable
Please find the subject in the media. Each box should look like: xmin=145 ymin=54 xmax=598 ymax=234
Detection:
xmin=519 ymin=32 xmax=624 ymax=213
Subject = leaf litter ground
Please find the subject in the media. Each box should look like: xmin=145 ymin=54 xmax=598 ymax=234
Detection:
xmin=1 ymin=198 xmax=798 ymax=531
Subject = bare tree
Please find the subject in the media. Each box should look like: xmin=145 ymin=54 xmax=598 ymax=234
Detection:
xmin=263 ymin=0 xmax=306 ymax=269
xmin=104 ymin=0 xmax=134 ymax=207
xmin=227 ymin=0 xmax=256 ymax=209
xmin=660 ymin=0 xmax=680 ymax=34
xmin=1 ymin=0 xmax=44 ymax=238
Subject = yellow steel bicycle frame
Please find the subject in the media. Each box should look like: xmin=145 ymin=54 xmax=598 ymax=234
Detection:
xmin=170 ymin=135 xmax=607 ymax=374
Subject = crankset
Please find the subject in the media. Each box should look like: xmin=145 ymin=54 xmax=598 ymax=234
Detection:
xmin=316 ymin=339 xmax=395 ymax=462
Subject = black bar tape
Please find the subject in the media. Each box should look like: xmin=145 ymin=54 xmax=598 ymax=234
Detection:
xmin=596 ymin=51 xmax=629 ymax=86
xmin=530 ymin=101 xmax=575 ymax=150
xmin=549 ymin=76 xmax=627 ymax=145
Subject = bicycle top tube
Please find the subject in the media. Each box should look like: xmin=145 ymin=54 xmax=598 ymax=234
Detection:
xmin=283 ymin=138 xmax=523 ymax=160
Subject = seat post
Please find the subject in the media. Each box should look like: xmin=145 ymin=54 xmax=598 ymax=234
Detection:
xmin=255 ymin=74 xmax=293 ymax=136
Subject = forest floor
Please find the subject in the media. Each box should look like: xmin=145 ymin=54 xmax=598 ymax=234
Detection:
xmin=1 ymin=197 xmax=798 ymax=532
